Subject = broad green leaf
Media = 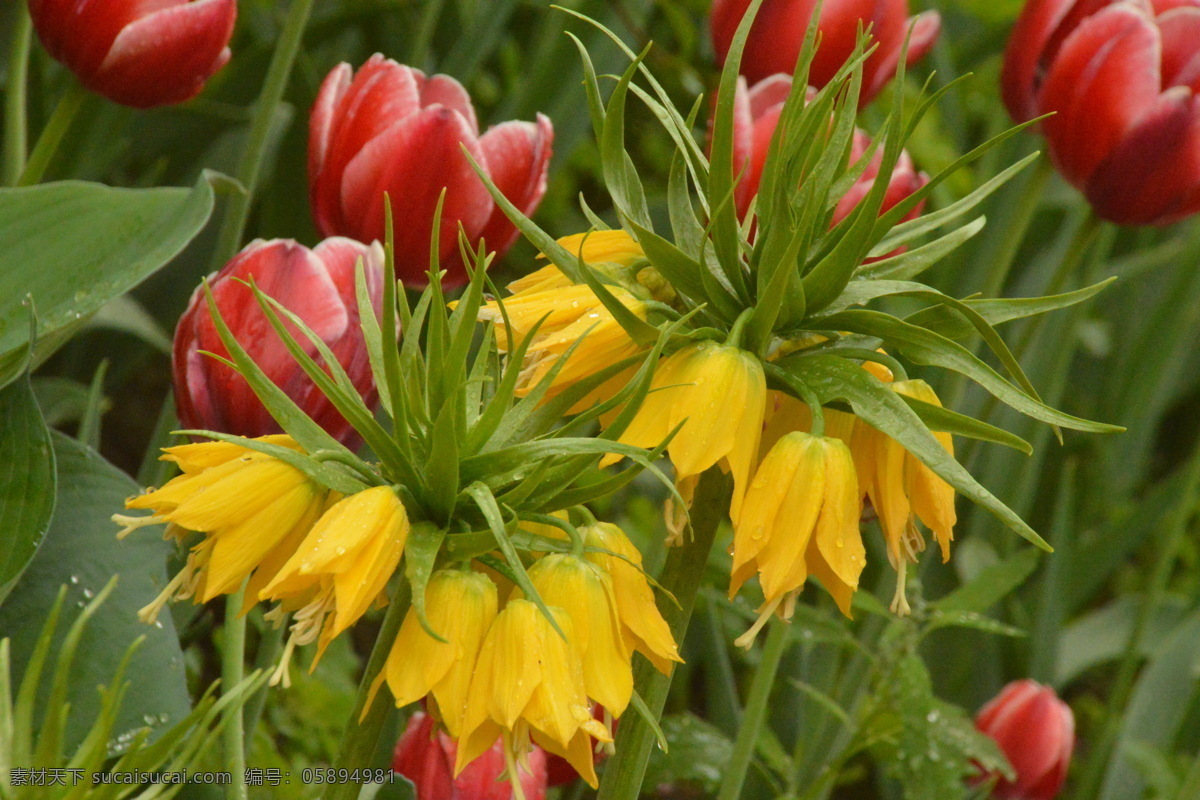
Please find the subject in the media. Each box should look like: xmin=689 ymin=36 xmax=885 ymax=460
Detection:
xmin=0 ymin=175 xmax=216 ymax=389
xmin=0 ymin=432 xmax=190 ymax=753
xmin=0 ymin=375 xmax=55 ymax=607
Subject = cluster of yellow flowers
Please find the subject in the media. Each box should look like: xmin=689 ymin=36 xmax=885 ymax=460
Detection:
xmin=479 ymin=230 xmax=959 ymax=640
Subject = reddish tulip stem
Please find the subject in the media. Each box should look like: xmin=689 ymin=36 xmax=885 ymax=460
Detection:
xmin=17 ymin=80 xmax=86 ymax=187
xmin=3 ymin=4 xmax=32 ymax=186
xmin=210 ymin=0 xmax=316 ymax=269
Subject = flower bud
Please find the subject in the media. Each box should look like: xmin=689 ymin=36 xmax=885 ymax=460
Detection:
xmin=309 ymin=55 xmax=554 ymax=287
xmin=173 ymin=237 xmax=384 ymax=449
xmin=974 ymin=680 xmax=1075 ymax=800
xmin=392 ymin=712 xmax=547 ymax=800
xmin=710 ymin=0 xmax=940 ymax=106
xmin=29 ymin=0 xmax=237 ymax=108
xmin=1002 ymin=0 xmax=1200 ymax=225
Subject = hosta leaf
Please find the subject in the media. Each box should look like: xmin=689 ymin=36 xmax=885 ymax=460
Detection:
xmin=0 ymin=375 xmax=55 ymax=607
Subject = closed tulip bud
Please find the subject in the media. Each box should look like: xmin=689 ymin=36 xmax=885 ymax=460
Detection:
xmin=309 ymin=55 xmax=554 ymax=287
xmin=729 ymin=74 xmax=928 ymax=225
xmin=173 ymin=237 xmax=384 ymax=449
xmin=974 ymin=680 xmax=1075 ymax=800
xmin=29 ymin=0 xmax=236 ymax=109
xmin=393 ymin=712 xmax=547 ymax=800
xmin=1002 ymin=0 xmax=1200 ymax=225
xmin=710 ymin=0 xmax=941 ymax=106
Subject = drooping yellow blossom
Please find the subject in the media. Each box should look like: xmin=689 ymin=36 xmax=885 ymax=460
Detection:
xmin=517 ymin=554 xmax=632 ymax=718
xmin=456 ymin=599 xmax=611 ymax=788
xmin=851 ymin=379 xmax=957 ymax=615
xmin=603 ymin=341 xmax=766 ymax=521
xmin=262 ymin=485 xmax=410 ymax=685
xmin=384 ymin=570 xmax=497 ymax=737
xmin=759 ymin=391 xmax=858 ymax=459
xmin=112 ymin=436 xmax=326 ymax=624
xmin=730 ymin=433 xmax=865 ymax=646
xmin=580 ymin=523 xmax=682 ymax=674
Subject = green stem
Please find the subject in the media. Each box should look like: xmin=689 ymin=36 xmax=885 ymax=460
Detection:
xmin=1072 ymin=439 xmax=1200 ymax=800
xmin=222 ymin=590 xmax=248 ymax=800
xmin=716 ymin=618 xmax=790 ymax=800
xmin=17 ymin=81 xmax=86 ymax=187
xmin=596 ymin=469 xmax=731 ymax=800
xmin=3 ymin=4 xmax=32 ymax=186
xmin=242 ymin=620 xmax=285 ymax=743
xmin=210 ymin=0 xmax=316 ymax=268
xmin=323 ymin=580 xmax=412 ymax=800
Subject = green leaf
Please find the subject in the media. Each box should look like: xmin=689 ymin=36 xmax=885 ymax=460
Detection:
xmin=0 ymin=375 xmax=55 ymax=607
xmin=934 ymin=548 xmax=1041 ymax=613
xmin=901 ymin=394 xmax=1032 ymax=455
xmin=907 ymin=278 xmax=1116 ymax=339
xmin=643 ymin=714 xmax=735 ymax=796
xmin=0 ymin=174 xmax=216 ymax=389
xmin=403 ymin=523 xmax=448 ymax=642
xmin=0 ymin=432 xmax=190 ymax=753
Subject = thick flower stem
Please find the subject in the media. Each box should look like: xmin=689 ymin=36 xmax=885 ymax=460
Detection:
xmin=323 ymin=580 xmax=412 ymax=800
xmin=210 ymin=0 xmax=315 ymax=269
xmin=222 ymin=590 xmax=249 ymax=800
xmin=596 ymin=469 xmax=731 ymax=800
xmin=17 ymin=81 xmax=87 ymax=187
xmin=716 ymin=618 xmax=790 ymax=800
xmin=1072 ymin=438 xmax=1200 ymax=800
xmin=3 ymin=4 xmax=32 ymax=186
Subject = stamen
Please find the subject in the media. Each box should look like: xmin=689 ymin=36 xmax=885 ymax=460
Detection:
xmin=890 ymin=560 xmax=911 ymax=616
xmin=270 ymin=635 xmax=298 ymax=688
xmin=735 ymin=595 xmax=784 ymax=649
xmin=502 ymin=732 xmax=527 ymax=800
xmin=112 ymin=512 xmax=167 ymax=540
xmin=137 ymin=569 xmax=187 ymax=624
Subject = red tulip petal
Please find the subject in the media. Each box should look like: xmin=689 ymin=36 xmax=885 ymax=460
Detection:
xmin=340 ymin=106 xmax=493 ymax=285
xmin=712 ymin=0 xmax=822 ymax=84
xmin=472 ymin=114 xmax=555 ymax=268
xmin=416 ymin=72 xmax=480 ymax=135
xmin=810 ymin=0 xmax=881 ymax=89
xmin=732 ymin=76 xmax=755 ymax=216
xmin=1152 ymin=0 xmax=1200 ymax=11
xmin=1001 ymin=0 xmax=1089 ymax=121
xmin=309 ymin=63 xmax=353 ymax=193
xmin=747 ymin=73 xmax=794 ymax=117
xmin=91 ymin=0 xmax=235 ymax=107
xmin=30 ymin=0 xmax=139 ymax=75
xmin=865 ymin=9 xmax=941 ymax=105
xmin=1039 ymin=3 xmax=1162 ymax=187
xmin=1085 ymin=86 xmax=1200 ymax=224
xmin=1159 ymin=8 xmax=1200 ymax=91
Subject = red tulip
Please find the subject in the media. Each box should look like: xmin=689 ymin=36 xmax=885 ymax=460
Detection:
xmin=393 ymin=712 xmax=547 ymax=800
xmin=28 ymin=0 xmax=236 ymax=109
xmin=729 ymin=74 xmax=928 ymax=227
xmin=1002 ymin=0 xmax=1200 ymax=225
xmin=710 ymin=0 xmax=941 ymax=106
xmin=309 ymin=55 xmax=554 ymax=288
xmin=173 ymin=237 xmax=383 ymax=449
xmin=974 ymin=680 xmax=1075 ymax=800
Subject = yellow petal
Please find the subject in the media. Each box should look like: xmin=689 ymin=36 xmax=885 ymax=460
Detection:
xmin=756 ymin=436 xmax=825 ymax=603
xmin=161 ymin=435 xmax=300 ymax=474
xmin=167 ymin=459 xmax=309 ymax=532
xmin=812 ymin=439 xmax=866 ymax=591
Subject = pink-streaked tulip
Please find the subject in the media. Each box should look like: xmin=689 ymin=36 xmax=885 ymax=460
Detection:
xmin=974 ymin=680 xmax=1075 ymax=800
xmin=710 ymin=0 xmax=941 ymax=106
xmin=28 ymin=0 xmax=236 ymax=109
xmin=173 ymin=237 xmax=383 ymax=449
xmin=730 ymin=74 xmax=928 ymax=226
xmin=1002 ymin=0 xmax=1200 ymax=225
xmin=392 ymin=712 xmax=547 ymax=800
xmin=309 ymin=55 xmax=554 ymax=288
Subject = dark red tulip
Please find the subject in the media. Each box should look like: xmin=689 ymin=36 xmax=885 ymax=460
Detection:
xmin=309 ymin=55 xmax=554 ymax=288
xmin=710 ymin=0 xmax=940 ymax=106
xmin=393 ymin=712 xmax=547 ymax=800
xmin=729 ymin=74 xmax=928 ymax=227
xmin=974 ymin=680 xmax=1075 ymax=800
xmin=1002 ymin=0 xmax=1200 ymax=225
xmin=28 ymin=0 xmax=236 ymax=109
xmin=173 ymin=238 xmax=383 ymax=449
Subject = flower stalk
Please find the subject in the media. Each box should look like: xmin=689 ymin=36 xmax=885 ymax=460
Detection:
xmin=3 ymin=4 xmax=32 ymax=186
xmin=17 ymin=80 xmax=86 ymax=187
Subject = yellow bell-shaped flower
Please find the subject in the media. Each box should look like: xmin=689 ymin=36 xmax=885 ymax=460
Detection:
xmin=519 ymin=554 xmax=632 ymax=717
xmin=851 ymin=379 xmax=957 ymax=614
xmin=731 ymin=432 xmax=865 ymax=644
xmin=113 ymin=436 xmax=327 ymax=623
xmin=262 ymin=485 xmax=410 ymax=684
xmin=384 ymin=570 xmax=498 ymax=737
xmin=456 ymin=599 xmax=610 ymax=788
xmin=580 ymin=522 xmax=682 ymax=675
xmin=603 ymin=341 xmax=766 ymax=521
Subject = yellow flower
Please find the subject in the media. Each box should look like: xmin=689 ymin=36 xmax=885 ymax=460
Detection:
xmin=759 ymin=391 xmax=857 ymax=460
xmin=851 ymin=379 xmax=957 ymax=615
xmin=384 ymin=570 xmax=497 ymax=737
xmin=518 ymin=554 xmax=632 ymax=718
xmin=730 ymin=433 xmax=865 ymax=645
xmin=603 ymin=341 xmax=766 ymax=521
xmin=580 ymin=523 xmax=682 ymax=674
xmin=261 ymin=485 xmax=410 ymax=685
xmin=112 ymin=436 xmax=326 ymax=623
xmin=456 ymin=599 xmax=611 ymax=788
